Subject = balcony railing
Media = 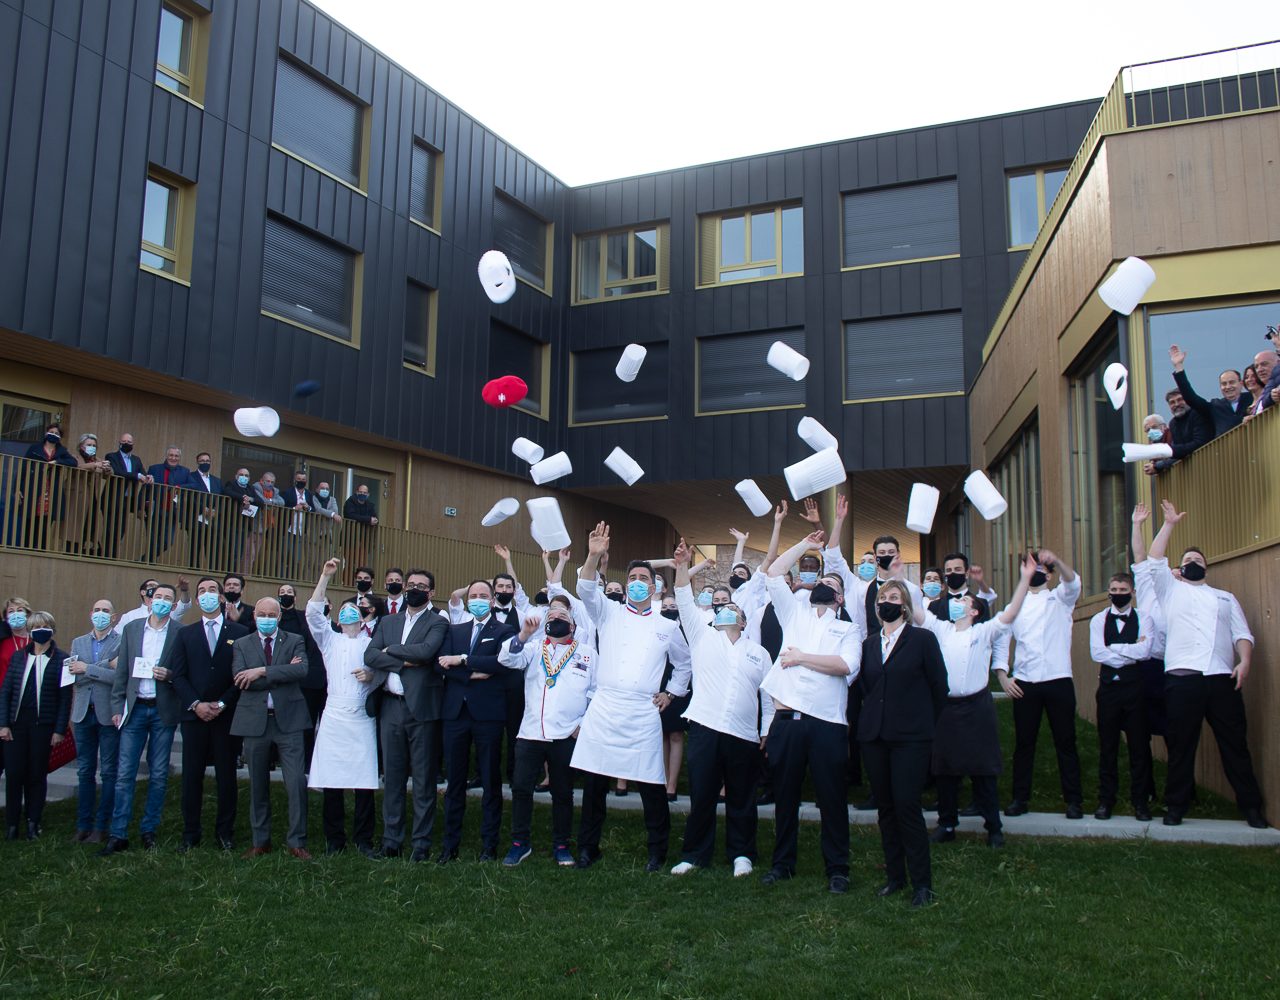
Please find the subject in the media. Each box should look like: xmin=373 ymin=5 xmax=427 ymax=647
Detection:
xmin=1158 ymin=405 xmax=1280 ymax=559
xmin=0 ymin=454 xmax=548 ymax=595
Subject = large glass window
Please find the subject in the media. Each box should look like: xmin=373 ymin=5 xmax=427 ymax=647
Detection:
xmin=842 ymin=180 xmax=959 ymax=268
xmin=154 ymin=1 xmax=205 ymax=101
xmin=1145 ymin=298 xmax=1279 ymax=419
xmin=272 ymin=57 xmax=365 ymax=188
xmin=1070 ymin=331 xmax=1128 ymax=594
xmin=219 ymin=441 xmax=389 ymax=510
xmin=843 ymin=312 xmax=965 ymax=401
xmin=988 ymin=419 xmax=1042 ymax=603
xmin=575 ymin=225 xmax=668 ymax=302
xmin=489 ymin=321 xmax=547 ymax=418
xmin=697 ymin=204 xmax=803 ymax=287
xmin=1006 ymin=165 xmax=1068 ymax=249
xmin=493 ymin=192 xmax=550 ymax=290
xmin=697 ymin=329 xmax=806 ymax=414
xmin=404 ymin=281 xmax=437 ymax=373
xmin=261 ymin=215 xmax=358 ymax=342
xmin=410 ymin=140 xmax=441 ymax=231
xmin=140 ymin=169 xmax=194 ymax=281
xmin=572 ymin=344 xmax=669 ymax=424
xmin=0 ymin=394 xmax=63 ymax=458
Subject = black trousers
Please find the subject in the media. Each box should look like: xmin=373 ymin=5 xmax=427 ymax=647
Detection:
xmin=767 ymin=712 xmax=848 ymax=878
xmin=4 ymin=721 xmax=53 ymax=829
xmin=510 ymin=736 xmax=575 ymax=847
xmin=180 ymin=715 xmax=238 ymax=843
xmin=442 ymin=706 xmax=504 ymax=853
xmin=862 ymin=738 xmax=932 ymax=890
xmin=1164 ymin=673 xmax=1263 ymax=814
xmin=681 ymin=722 xmax=762 ymax=866
xmin=502 ymin=679 xmax=525 ymax=783
xmin=937 ymin=775 xmax=1000 ymax=832
xmin=578 ymin=771 xmax=669 ymax=859
xmin=1096 ymin=674 xmax=1152 ymax=808
xmin=846 ymin=686 xmax=864 ymax=786
xmin=1011 ymin=678 xmax=1083 ymax=805
xmin=322 ymin=789 xmax=375 ymax=849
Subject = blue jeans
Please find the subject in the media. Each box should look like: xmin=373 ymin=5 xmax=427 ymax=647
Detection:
xmin=74 ymin=711 xmax=120 ymax=833
xmin=109 ymin=703 xmax=175 ymax=840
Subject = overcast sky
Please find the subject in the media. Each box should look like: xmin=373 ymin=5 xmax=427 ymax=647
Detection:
xmin=312 ymin=0 xmax=1274 ymax=185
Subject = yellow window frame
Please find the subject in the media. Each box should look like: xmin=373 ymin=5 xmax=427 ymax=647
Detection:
xmin=698 ymin=203 xmax=802 ymax=288
xmin=1007 ymin=163 xmax=1069 ymax=251
xmin=154 ymin=0 xmax=208 ymax=106
xmin=573 ymin=223 xmax=670 ymax=304
xmin=409 ymin=140 xmax=445 ymax=235
xmin=403 ymin=285 xmax=438 ymax=377
xmin=140 ymin=168 xmax=195 ymax=285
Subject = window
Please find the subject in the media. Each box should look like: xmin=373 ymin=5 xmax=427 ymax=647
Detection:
xmin=988 ymin=419 xmax=1042 ymax=604
xmin=843 ymin=312 xmax=964 ymax=401
xmin=1006 ymin=165 xmax=1068 ymax=249
xmin=154 ymin=1 xmax=205 ymax=103
xmin=0 ymin=393 xmax=63 ymax=458
xmin=261 ymin=215 xmax=360 ymax=343
xmin=489 ymin=321 xmax=547 ymax=418
xmin=842 ymin=180 xmax=959 ymax=269
xmin=1145 ymin=298 xmax=1279 ymax=418
xmin=219 ymin=441 xmax=389 ymax=510
xmin=410 ymin=141 xmax=442 ymax=231
xmin=697 ymin=329 xmax=806 ymax=414
xmin=140 ymin=169 xmax=195 ymax=282
xmin=698 ymin=204 xmax=803 ymax=287
xmin=1070 ymin=329 xmax=1128 ymax=594
xmin=575 ymin=225 xmax=670 ymax=303
xmin=493 ymin=192 xmax=551 ymax=291
xmin=404 ymin=281 xmax=437 ymax=374
xmin=272 ymin=56 xmax=365 ymax=189
xmin=571 ymin=344 xmax=669 ymax=424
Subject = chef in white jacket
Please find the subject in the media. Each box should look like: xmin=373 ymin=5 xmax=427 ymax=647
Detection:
xmin=573 ymin=522 xmax=691 ymax=872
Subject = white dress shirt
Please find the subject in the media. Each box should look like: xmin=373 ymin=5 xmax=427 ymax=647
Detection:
xmin=880 ymin=623 xmax=905 ymax=661
xmin=498 ymin=634 xmax=598 ymax=740
xmin=138 ymin=618 xmax=171 ymax=699
xmin=732 ymin=570 xmax=769 ymax=623
xmin=917 ymin=612 xmax=1010 ymax=698
xmin=758 ymin=575 xmax=861 ymax=726
xmin=674 ymin=584 xmax=771 ymax=743
xmin=1147 ymin=558 xmax=1253 ymax=676
xmin=1131 ymin=561 xmax=1168 ymax=658
xmin=384 ymin=607 xmax=430 ymax=696
xmin=19 ymin=652 xmax=50 ymax=712
xmin=996 ymin=575 xmax=1081 ymax=683
xmin=119 ymin=596 xmax=190 ymax=629
xmin=576 ymin=577 xmax=691 ymax=697
xmin=1088 ymin=607 xmax=1153 ymax=670
xmin=822 ymin=543 xmax=923 ymax=642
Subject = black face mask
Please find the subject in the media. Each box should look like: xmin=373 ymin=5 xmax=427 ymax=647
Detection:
xmin=278 ymin=594 xmax=295 ymax=609
xmin=360 ymin=606 xmax=375 ymax=618
xmin=728 ymin=576 xmax=746 ymax=590
xmin=945 ymin=572 xmax=967 ymax=591
xmin=224 ymin=590 xmax=241 ymax=603
xmin=295 ymin=481 xmax=306 ymax=490
xmin=45 ymin=433 xmax=61 ymax=446
xmin=876 ymin=554 xmax=893 ymax=571
xmin=660 ymin=609 xmax=679 ymax=621
xmin=355 ymin=495 xmax=368 ymax=503
xmin=1180 ymin=562 xmax=1206 ymax=582
xmin=876 ymin=602 xmax=904 ymax=623
xmin=30 ymin=628 xmax=54 ymax=644
xmin=809 ymin=584 xmax=838 ymax=606
xmin=606 ymin=592 xmax=625 ymax=603
xmin=404 ymin=590 xmax=429 ymax=608
xmin=198 ymin=462 xmax=212 ymax=474
xmin=495 ymin=592 xmax=513 ymax=606
xmin=533 ymin=592 xmax=549 ymax=606
xmin=323 ymin=604 xmax=331 ymax=618
xmin=386 ymin=582 xmax=403 ymax=596
xmin=545 ymin=618 xmax=572 ymax=638
xmin=118 ymin=442 xmax=133 ymax=453
xmin=1030 ymin=571 xmax=1048 ymax=588
xmin=356 ymin=580 xmax=372 ymax=593
xmin=1109 ymin=593 xmax=1132 ymax=609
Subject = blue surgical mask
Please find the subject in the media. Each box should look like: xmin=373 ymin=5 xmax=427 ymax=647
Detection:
xmin=626 ymin=580 xmax=650 ymax=603
xmin=948 ymin=599 xmax=967 ymax=622
xmin=236 ymin=475 xmax=250 ymax=487
xmin=90 ymin=611 xmax=112 ymax=631
xmin=856 ymin=562 xmax=877 ymax=582
xmin=198 ymin=592 xmax=221 ymax=614
xmin=338 ymin=606 xmax=361 ymax=626
xmin=713 ymin=606 xmax=739 ymax=628
xmin=1146 ymin=428 xmax=1163 ymax=442
xmin=798 ymin=571 xmax=818 ymax=586
xmin=255 ymin=617 xmax=278 ymax=636
xmin=696 ymin=591 xmax=713 ymax=607
xmin=150 ymin=598 xmax=173 ymax=619
xmin=83 ymin=444 xmax=97 ymax=457
xmin=318 ymin=490 xmax=330 ymax=500
xmin=923 ymin=581 xmax=943 ymax=599
xmin=7 ymin=611 xmax=28 ymax=630
xmin=467 ymin=599 xmax=491 ymax=619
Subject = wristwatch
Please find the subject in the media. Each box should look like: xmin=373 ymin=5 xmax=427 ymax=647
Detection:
xmin=460 ymin=654 xmax=469 ymax=666
xmin=216 ymin=700 xmax=226 ymax=711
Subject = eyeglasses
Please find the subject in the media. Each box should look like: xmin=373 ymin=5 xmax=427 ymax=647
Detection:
xmin=406 ymin=583 xmax=430 ymax=592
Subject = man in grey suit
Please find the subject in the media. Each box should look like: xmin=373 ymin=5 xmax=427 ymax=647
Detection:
xmin=231 ymin=597 xmax=312 ymax=860
xmin=364 ymin=569 xmax=448 ymax=861
xmin=68 ymin=599 xmax=122 ymax=842
xmin=97 ymin=584 xmax=182 ymax=857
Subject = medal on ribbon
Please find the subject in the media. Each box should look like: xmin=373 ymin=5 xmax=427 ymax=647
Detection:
xmin=541 ymin=639 xmax=578 ymax=689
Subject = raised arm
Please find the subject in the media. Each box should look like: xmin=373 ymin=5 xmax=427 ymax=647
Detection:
xmin=767 ymin=530 xmax=825 ymax=577
xmin=799 ymin=496 xmax=826 ymax=536
xmin=764 ymin=500 xmax=787 ymax=567
xmin=996 ymin=552 xmax=1037 ymax=625
xmin=495 ymin=543 xmax=521 ymax=591
xmin=672 ymin=539 xmax=707 ymax=649
xmin=1147 ymin=500 xmax=1186 ymax=563
xmin=576 ymin=521 xmax=611 ymax=624
xmin=729 ymin=527 xmax=748 ymax=567
xmin=1130 ymin=502 xmax=1150 ymax=564
xmin=830 ymin=493 xmax=848 ymax=551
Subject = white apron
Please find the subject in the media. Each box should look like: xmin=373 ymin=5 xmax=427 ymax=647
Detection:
xmin=571 ymin=687 xmax=664 ymax=784
xmin=308 ymin=698 xmax=378 ymax=790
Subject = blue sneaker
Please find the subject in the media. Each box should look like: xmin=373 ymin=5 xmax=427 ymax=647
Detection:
xmin=553 ymin=844 xmax=576 ymax=867
xmin=502 ymin=842 xmax=532 ymax=867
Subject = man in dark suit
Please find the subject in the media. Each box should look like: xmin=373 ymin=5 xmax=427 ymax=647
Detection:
xmin=221 ymin=469 xmax=258 ymax=574
xmin=364 ymin=570 xmax=449 ymax=861
xmin=146 ymin=446 xmax=193 ymax=559
xmin=279 ymin=470 xmax=316 ymax=577
xmin=277 ymin=583 xmax=327 ymax=770
xmin=185 ymin=451 xmax=223 ymax=569
xmin=167 ymin=578 xmax=250 ymax=851
xmin=1168 ymin=344 xmax=1252 ymax=438
xmin=435 ymin=580 xmax=518 ymax=863
xmin=103 ymin=432 xmax=151 ymax=559
xmin=230 ymin=598 xmax=311 ymax=859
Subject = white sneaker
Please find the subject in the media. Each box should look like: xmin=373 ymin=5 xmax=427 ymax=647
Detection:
xmin=670 ymin=861 xmax=696 ymax=876
xmin=733 ymin=856 xmax=753 ymax=878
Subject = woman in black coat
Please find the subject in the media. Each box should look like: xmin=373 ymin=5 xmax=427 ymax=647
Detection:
xmin=857 ymin=581 xmax=949 ymax=907
xmin=19 ymin=422 xmax=78 ymax=550
xmin=0 ymin=611 xmax=71 ymax=839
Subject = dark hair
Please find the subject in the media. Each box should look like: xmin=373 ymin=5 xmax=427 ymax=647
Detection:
xmin=549 ymin=594 xmax=572 ymax=611
xmin=969 ymin=595 xmax=991 ymax=625
xmin=942 ymin=552 xmax=970 ymax=570
xmin=872 ymin=535 xmax=900 ymax=551
xmin=151 ymin=582 xmax=177 ymax=600
xmin=1108 ymin=572 xmax=1135 ymax=588
xmin=196 ymin=452 xmax=211 ymax=463
xmin=223 ymin=573 xmax=246 ymax=589
xmin=1244 ymin=364 xmax=1260 ymax=385
xmin=924 ymin=566 xmax=942 ymax=579
xmin=384 ymin=567 xmax=404 ymax=579
xmin=196 ymin=577 xmax=222 ymax=593
xmin=406 ymin=568 xmax=434 ymax=588
xmin=139 ymin=577 xmax=158 ymax=592
xmin=732 ymin=562 xmax=750 ymax=575
xmin=1180 ymin=546 xmax=1207 ymax=562
xmin=359 ymin=594 xmax=387 ymax=617
xmin=712 ymin=586 xmax=732 ymax=600
xmin=625 ymin=560 xmax=654 ymax=581
xmin=493 ymin=573 xmax=516 ymax=589
xmin=467 ymin=579 xmax=494 ymax=597
xmin=798 ymin=553 xmax=822 ymax=568
xmin=1165 ymin=389 xmax=1183 ymax=403
xmin=354 ymin=566 xmax=374 ymax=579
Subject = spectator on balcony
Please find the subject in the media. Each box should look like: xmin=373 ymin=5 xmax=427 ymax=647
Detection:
xmin=1165 ymin=389 xmax=1211 ymax=457
xmin=146 ymin=447 xmax=192 ymax=560
xmin=1241 ymin=364 xmax=1263 ymax=401
xmin=1140 ymin=413 xmax=1172 ymax=477
xmin=1243 ymin=347 xmax=1279 ymax=418
xmin=69 ymin=433 xmax=111 ymax=556
xmin=18 ymin=423 xmax=78 ymax=551
xmin=280 ymin=470 xmax=317 ymax=577
xmin=242 ymin=471 xmax=284 ymax=574
xmin=103 ymin=433 xmax=150 ymax=559
xmin=1167 ymin=345 xmax=1251 ymax=438
xmin=187 ymin=453 xmax=222 ymax=570
xmin=311 ymin=481 xmax=342 ymax=550
xmin=343 ymin=485 xmax=377 ymax=571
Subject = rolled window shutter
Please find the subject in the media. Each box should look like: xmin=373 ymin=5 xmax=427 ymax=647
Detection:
xmin=843 ymin=312 xmax=964 ymax=400
xmin=261 ymin=216 xmax=354 ymax=340
xmin=272 ymin=58 xmax=363 ymax=187
xmin=493 ymin=193 xmax=547 ymax=287
xmin=842 ymin=180 xmax=959 ymax=268
xmin=657 ymin=223 xmax=671 ymax=292
xmin=698 ymin=329 xmax=806 ymax=412
xmin=698 ymin=215 xmax=717 ymax=286
xmin=572 ymin=343 xmax=669 ymax=423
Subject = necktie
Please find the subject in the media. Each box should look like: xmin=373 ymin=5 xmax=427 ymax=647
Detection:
xmin=389 ymin=600 xmax=397 ymax=615
xmin=207 ymin=620 xmax=218 ymax=655
xmin=164 ymin=468 xmax=171 ymax=485
xmin=470 ymin=623 xmax=483 ymax=652
xmin=263 ymin=637 xmax=273 ymax=663
xmin=363 ymin=624 xmax=372 ymax=637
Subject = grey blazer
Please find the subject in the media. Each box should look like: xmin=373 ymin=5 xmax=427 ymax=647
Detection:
xmin=363 ymin=610 xmax=448 ymax=723
xmin=69 ymin=629 xmax=121 ymax=725
xmin=229 ymin=630 xmax=311 ymax=737
xmin=110 ymin=618 xmax=181 ymax=727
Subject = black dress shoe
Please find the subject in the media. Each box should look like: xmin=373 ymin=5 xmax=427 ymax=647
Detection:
xmin=378 ymin=845 xmax=402 ymax=859
xmin=465 ymin=777 xmax=482 ymax=790
xmin=929 ymin=826 xmax=956 ymax=844
xmin=141 ymin=832 xmax=158 ymax=850
xmin=644 ymin=854 xmax=664 ymax=873
xmin=435 ymin=850 xmax=460 ymax=865
xmin=177 ymin=840 xmax=200 ymax=854
xmin=755 ymin=792 xmax=775 ymax=806
xmin=410 ymin=847 xmax=430 ymax=862
xmin=1004 ymin=800 xmax=1029 ymax=817
xmin=759 ymin=867 xmax=792 ymax=886
xmin=911 ymin=887 xmax=938 ymax=908
xmin=576 ymin=849 xmax=600 ymax=869
xmin=1162 ymin=812 xmax=1183 ymax=826
xmin=358 ymin=843 xmax=378 ymax=859
xmin=854 ymin=795 xmax=878 ymax=811
xmin=1244 ymin=808 xmax=1269 ymax=830
xmin=1133 ymin=805 xmax=1152 ymax=822
xmin=96 ymin=836 xmax=129 ymax=857
xmin=478 ymin=849 xmax=497 ymax=862
xmin=25 ymin=821 xmax=41 ymax=841
xmin=1094 ymin=804 xmax=1113 ymax=820
xmin=986 ymin=831 xmax=1005 ymax=848
xmin=876 ymin=880 xmax=905 ymax=897
xmin=959 ymin=803 xmax=981 ymax=818
xmin=828 ymin=875 xmax=849 ymax=894
xmin=1065 ymin=803 xmax=1084 ymax=820
xmin=218 ymin=837 xmax=235 ymax=851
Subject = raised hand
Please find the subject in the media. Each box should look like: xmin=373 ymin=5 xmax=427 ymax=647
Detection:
xmin=1019 ymin=551 xmax=1038 ymax=581
xmin=800 ymin=497 xmax=822 ymax=524
xmin=1132 ymin=502 xmax=1150 ymax=525
xmin=1169 ymin=343 xmax=1186 ymax=370
xmin=773 ymin=500 xmax=789 ymax=523
xmin=519 ymin=614 xmax=542 ymax=641
xmin=322 ymin=557 xmax=341 ymax=577
xmin=1036 ymin=548 xmax=1059 ymax=569
xmin=728 ymin=527 xmax=748 ymax=542
xmin=588 ymin=522 xmax=611 ymax=555
xmin=835 ymin=494 xmax=848 ymax=520
xmin=673 ymin=538 xmax=691 ymax=566
xmin=558 ymin=547 xmax=571 ymax=564
xmin=494 ymin=543 xmax=511 ymax=560
xmin=803 ymin=529 xmax=826 ymax=549
xmin=1160 ymin=500 xmax=1188 ymax=524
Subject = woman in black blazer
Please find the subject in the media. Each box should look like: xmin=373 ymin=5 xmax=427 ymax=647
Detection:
xmin=0 ymin=611 xmax=72 ymax=839
xmin=857 ymin=581 xmax=948 ymax=907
